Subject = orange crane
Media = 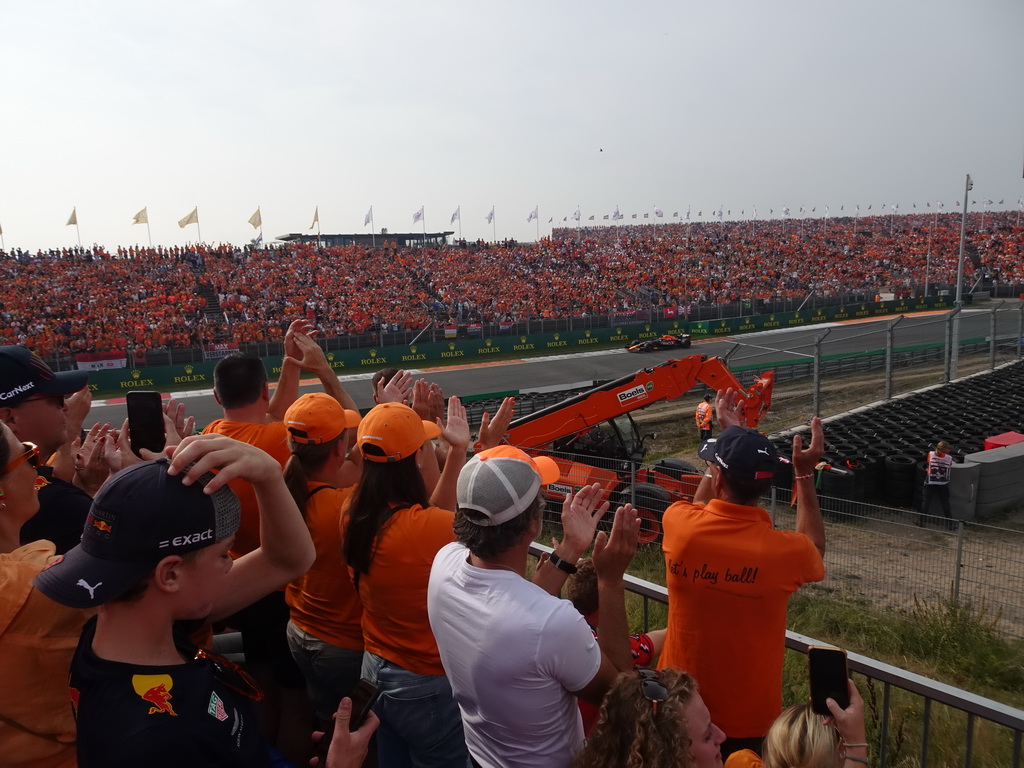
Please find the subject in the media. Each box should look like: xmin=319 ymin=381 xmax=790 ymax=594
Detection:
xmin=504 ymin=355 xmax=775 ymax=542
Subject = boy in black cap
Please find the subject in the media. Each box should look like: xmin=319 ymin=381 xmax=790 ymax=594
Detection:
xmin=659 ymin=389 xmax=825 ymax=761
xmin=34 ymin=434 xmax=374 ymax=768
xmin=0 ymin=345 xmax=93 ymax=553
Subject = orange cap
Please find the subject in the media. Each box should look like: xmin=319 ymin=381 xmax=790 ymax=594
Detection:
xmin=285 ymin=393 xmax=361 ymax=444
xmin=357 ymin=402 xmax=441 ymax=463
xmin=475 ymin=445 xmax=560 ymax=484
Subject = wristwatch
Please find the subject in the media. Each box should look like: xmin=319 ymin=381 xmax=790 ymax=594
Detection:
xmin=548 ymin=552 xmax=578 ymax=575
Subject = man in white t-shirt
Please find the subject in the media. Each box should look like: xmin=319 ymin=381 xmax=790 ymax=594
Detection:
xmin=427 ymin=446 xmax=639 ymax=768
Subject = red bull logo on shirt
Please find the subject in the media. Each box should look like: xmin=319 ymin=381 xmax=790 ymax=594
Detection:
xmin=132 ymin=674 xmax=178 ymax=716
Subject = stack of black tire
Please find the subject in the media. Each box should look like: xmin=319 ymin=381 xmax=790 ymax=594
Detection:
xmin=770 ymin=360 xmax=1024 ymax=516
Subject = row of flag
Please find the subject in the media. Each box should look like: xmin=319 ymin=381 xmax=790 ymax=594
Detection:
xmin=43 ymin=197 xmax=1024 ymax=237
xmin=63 ymin=206 xmax=200 ymax=229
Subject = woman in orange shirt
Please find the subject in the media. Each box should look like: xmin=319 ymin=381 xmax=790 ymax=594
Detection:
xmin=281 ymin=394 xmax=364 ymax=730
xmin=343 ymin=401 xmax=469 ymax=768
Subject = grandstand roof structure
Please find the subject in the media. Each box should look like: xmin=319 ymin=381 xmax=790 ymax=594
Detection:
xmin=276 ymin=231 xmax=454 ymax=248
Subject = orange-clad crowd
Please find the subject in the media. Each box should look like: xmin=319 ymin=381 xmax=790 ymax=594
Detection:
xmin=2 ymin=211 xmax=1022 ymax=356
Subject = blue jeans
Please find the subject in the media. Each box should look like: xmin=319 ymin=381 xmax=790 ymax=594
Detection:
xmin=361 ymin=652 xmax=467 ymax=768
xmin=286 ymin=621 xmax=365 ymax=727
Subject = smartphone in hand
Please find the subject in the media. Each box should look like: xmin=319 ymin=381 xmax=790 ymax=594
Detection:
xmin=313 ymin=679 xmax=381 ymax=765
xmin=808 ymin=646 xmax=850 ymax=715
xmin=347 ymin=678 xmax=380 ymax=732
xmin=126 ymin=391 xmax=165 ymax=458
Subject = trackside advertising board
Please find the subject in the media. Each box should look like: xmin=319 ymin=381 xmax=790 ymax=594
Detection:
xmin=85 ymin=297 xmax=953 ymax=393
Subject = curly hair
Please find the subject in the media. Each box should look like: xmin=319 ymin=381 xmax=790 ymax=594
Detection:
xmin=761 ymin=702 xmax=841 ymax=768
xmin=565 ymin=557 xmax=598 ymax=617
xmin=571 ymin=669 xmax=698 ymax=768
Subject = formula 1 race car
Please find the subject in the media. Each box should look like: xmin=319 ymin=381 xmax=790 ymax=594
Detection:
xmin=625 ymin=333 xmax=692 ymax=353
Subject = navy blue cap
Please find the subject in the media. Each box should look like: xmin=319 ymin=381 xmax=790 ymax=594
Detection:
xmin=33 ymin=459 xmax=240 ymax=608
xmin=0 ymin=345 xmax=88 ymax=406
xmin=698 ymin=426 xmax=777 ymax=480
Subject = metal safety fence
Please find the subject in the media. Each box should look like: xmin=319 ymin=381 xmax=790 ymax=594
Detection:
xmin=766 ymin=489 xmax=1024 ymax=641
xmin=529 ymin=540 xmax=1024 ymax=767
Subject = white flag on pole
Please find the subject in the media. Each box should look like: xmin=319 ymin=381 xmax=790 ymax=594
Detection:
xmin=654 ymin=207 xmax=664 ymax=218
xmin=451 ymin=207 xmax=460 ymax=224
xmin=247 ymin=208 xmax=261 ymax=229
xmin=310 ymin=207 xmax=319 ymax=230
xmin=178 ymin=207 xmax=199 ymax=228
xmin=716 ymin=207 xmax=724 ymax=221
xmin=782 ymin=207 xmax=791 ymax=219
xmin=527 ymin=206 xmax=538 ymax=223
xmin=612 ymin=206 xmax=623 ymax=221
xmin=685 ymin=206 xmax=691 ymax=221
xmin=572 ymin=207 xmax=581 ymax=221
xmin=485 ymin=207 xmax=495 ymax=224
xmin=413 ymin=206 xmax=424 ymax=223
xmin=364 ymin=207 xmax=373 ymax=226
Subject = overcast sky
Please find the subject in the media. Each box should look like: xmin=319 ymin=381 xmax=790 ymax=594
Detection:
xmin=3 ymin=0 xmax=1022 ymax=251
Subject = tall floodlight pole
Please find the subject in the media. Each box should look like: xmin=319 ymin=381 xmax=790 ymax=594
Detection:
xmin=950 ymin=174 xmax=973 ymax=379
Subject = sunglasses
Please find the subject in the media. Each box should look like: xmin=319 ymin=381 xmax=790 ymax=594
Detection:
xmin=193 ymin=648 xmax=264 ymax=702
xmin=638 ymin=668 xmax=669 ymax=714
xmin=20 ymin=394 xmax=66 ymax=407
xmin=3 ymin=442 xmax=40 ymax=475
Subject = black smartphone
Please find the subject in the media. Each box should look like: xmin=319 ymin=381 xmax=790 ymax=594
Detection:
xmin=126 ymin=391 xmax=165 ymax=458
xmin=313 ymin=678 xmax=381 ymax=765
xmin=347 ymin=677 xmax=380 ymax=732
xmin=808 ymin=646 xmax=850 ymax=715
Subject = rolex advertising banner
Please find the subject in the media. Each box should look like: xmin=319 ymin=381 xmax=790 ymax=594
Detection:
xmin=84 ymin=297 xmax=956 ymax=396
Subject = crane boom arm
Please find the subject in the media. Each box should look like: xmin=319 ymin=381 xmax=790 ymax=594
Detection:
xmin=506 ymin=355 xmax=774 ymax=451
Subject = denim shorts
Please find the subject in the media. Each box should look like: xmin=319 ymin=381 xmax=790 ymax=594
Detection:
xmin=361 ymin=652 xmax=468 ymax=768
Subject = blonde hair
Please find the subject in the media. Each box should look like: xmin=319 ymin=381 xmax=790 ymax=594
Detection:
xmin=571 ymin=669 xmax=697 ymax=768
xmin=761 ymin=703 xmax=841 ymax=768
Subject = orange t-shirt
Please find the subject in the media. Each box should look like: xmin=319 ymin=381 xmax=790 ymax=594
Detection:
xmin=286 ymin=483 xmax=363 ymax=650
xmin=348 ymin=504 xmax=455 ymax=676
xmin=201 ymin=419 xmax=290 ymax=557
xmin=1 ymin=541 xmax=93 ymax=768
xmin=659 ymin=498 xmax=824 ymax=739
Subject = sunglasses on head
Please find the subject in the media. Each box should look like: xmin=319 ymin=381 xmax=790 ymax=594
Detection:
xmin=194 ymin=648 xmax=264 ymax=702
xmin=638 ymin=668 xmax=669 ymax=714
xmin=3 ymin=443 xmax=40 ymax=475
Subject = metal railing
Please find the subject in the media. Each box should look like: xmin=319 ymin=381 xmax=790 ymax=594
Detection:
xmin=529 ymin=541 xmax=1024 ymax=767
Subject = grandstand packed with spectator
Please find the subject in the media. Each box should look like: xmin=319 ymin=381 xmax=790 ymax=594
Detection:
xmin=2 ymin=211 xmax=1022 ymax=357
